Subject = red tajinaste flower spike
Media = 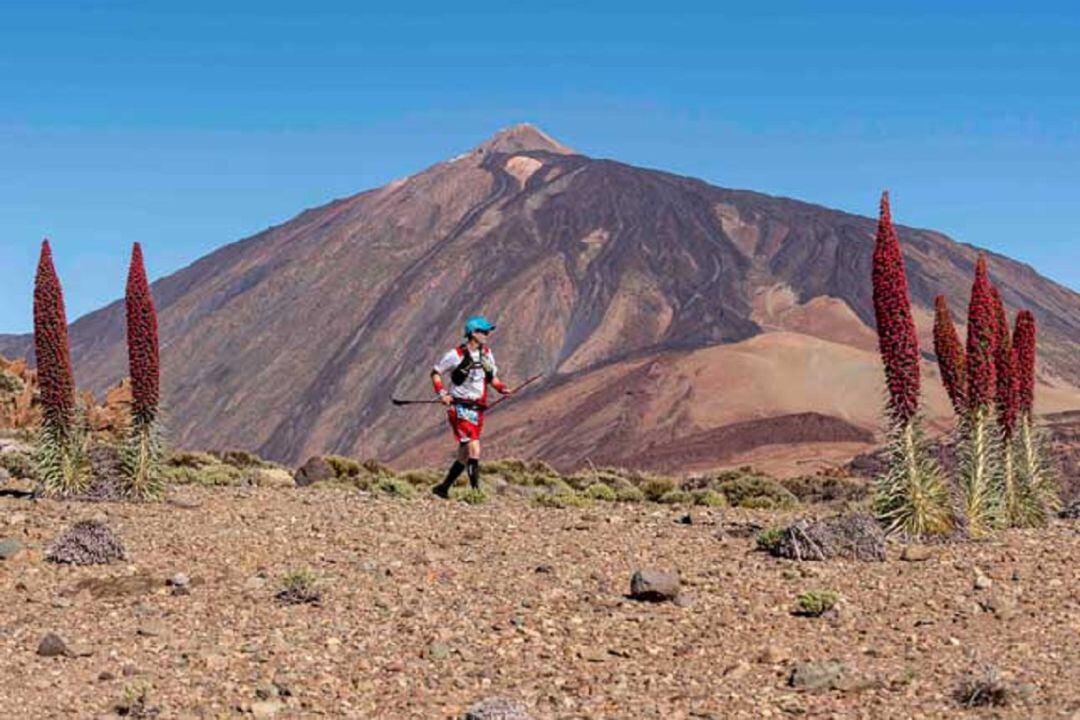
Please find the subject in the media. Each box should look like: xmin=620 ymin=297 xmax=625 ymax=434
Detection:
xmin=32 ymin=239 xmax=76 ymax=429
xmin=871 ymin=191 xmax=921 ymax=424
xmin=989 ymin=285 xmax=1018 ymax=436
xmin=932 ymin=295 xmax=966 ymax=414
xmin=965 ymin=254 xmax=997 ymax=411
xmin=125 ymin=242 xmax=160 ymax=423
xmin=1012 ymin=310 xmax=1036 ymax=416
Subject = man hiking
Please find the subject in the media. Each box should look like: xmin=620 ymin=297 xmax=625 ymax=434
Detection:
xmin=430 ymin=315 xmax=512 ymax=498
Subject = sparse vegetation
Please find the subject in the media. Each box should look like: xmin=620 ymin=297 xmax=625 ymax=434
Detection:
xmin=116 ymin=681 xmax=158 ymax=718
xmin=276 ymin=568 xmax=322 ymax=605
xmin=780 ymin=473 xmax=868 ymax=504
xmin=692 ymin=489 xmax=727 ymax=507
xmin=0 ymin=448 xmax=35 ymax=479
xmin=453 ymin=487 xmax=490 ymax=505
xmin=584 ymin=482 xmax=617 ymax=501
xmin=795 ymin=589 xmax=839 ymax=617
xmin=955 ymin=666 xmax=1011 ymax=708
xmin=756 ymin=528 xmax=784 ymax=553
xmin=657 ymin=489 xmax=692 ymax=505
xmin=615 ymin=486 xmax=646 ymax=503
xmin=716 ymin=474 xmax=798 ymax=510
xmin=532 ymin=492 xmax=591 ymax=509
xmin=374 ymin=475 xmax=415 ymax=498
xmin=641 ymin=476 xmax=678 ymax=502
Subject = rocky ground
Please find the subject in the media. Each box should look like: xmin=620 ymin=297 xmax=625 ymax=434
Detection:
xmin=0 ymin=483 xmax=1078 ymax=719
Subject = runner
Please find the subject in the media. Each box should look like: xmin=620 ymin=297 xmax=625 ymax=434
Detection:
xmin=429 ymin=315 xmax=512 ymax=498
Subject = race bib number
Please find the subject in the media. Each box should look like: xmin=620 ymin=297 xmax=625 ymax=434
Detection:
xmin=455 ymin=404 xmax=480 ymax=424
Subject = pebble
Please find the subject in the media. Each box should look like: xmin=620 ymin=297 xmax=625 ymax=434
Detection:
xmin=974 ymin=571 xmax=993 ymax=590
xmin=788 ymin=661 xmax=847 ymax=691
xmin=900 ymin=545 xmax=933 ymax=562
xmin=724 ymin=660 xmax=751 ymax=679
xmin=0 ymin=538 xmax=23 ymax=560
xmin=251 ymin=700 xmax=284 ymax=719
xmin=759 ymin=644 xmax=792 ymax=664
xmin=36 ymin=632 xmax=69 ymax=657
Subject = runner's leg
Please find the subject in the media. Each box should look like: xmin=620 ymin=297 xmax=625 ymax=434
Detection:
xmin=466 ymin=439 xmax=481 ymax=488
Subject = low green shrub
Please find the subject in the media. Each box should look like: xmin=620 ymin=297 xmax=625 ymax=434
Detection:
xmin=399 ymin=469 xmax=440 ymax=487
xmin=374 ymin=476 xmax=415 ymax=498
xmin=642 ymin=476 xmax=678 ymax=502
xmin=276 ymin=568 xmax=322 ymax=605
xmin=795 ymin=590 xmax=839 ymax=617
xmin=164 ymin=450 xmax=218 ymax=469
xmin=615 ymin=486 xmax=646 ymax=503
xmin=585 ymin=482 xmax=617 ymax=501
xmin=756 ymin=528 xmax=784 ymax=553
xmin=0 ymin=450 xmax=35 ymax=480
xmin=163 ymin=463 xmax=246 ymax=486
xmin=658 ymin=489 xmax=693 ymax=505
xmin=324 ymin=455 xmax=361 ymax=480
xmin=693 ymin=489 xmax=728 ymax=507
xmin=212 ymin=449 xmax=270 ymax=469
xmin=717 ymin=475 xmax=798 ymax=510
xmin=532 ymin=492 xmax=592 ymax=509
xmin=780 ymin=473 xmax=870 ymax=504
xmin=453 ymin=487 xmax=490 ymax=505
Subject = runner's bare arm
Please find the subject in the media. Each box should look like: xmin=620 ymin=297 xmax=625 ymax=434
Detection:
xmin=491 ymin=376 xmax=512 ymax=395
xmin=431 ymin=369 xmax=452 ymax=405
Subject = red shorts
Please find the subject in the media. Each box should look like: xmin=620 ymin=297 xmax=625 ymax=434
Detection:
xmin=447 ymin=402 xmax=485 ymax=443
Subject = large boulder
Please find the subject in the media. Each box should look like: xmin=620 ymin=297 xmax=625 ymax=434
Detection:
xmin=294 ymin=456 xmax=334 ymax=487
xmin=629 ymin=568 xmax=681 ymax=602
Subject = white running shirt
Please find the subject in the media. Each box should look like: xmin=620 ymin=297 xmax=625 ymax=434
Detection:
xmin=433 ymin=346 xmax=498 ymax=402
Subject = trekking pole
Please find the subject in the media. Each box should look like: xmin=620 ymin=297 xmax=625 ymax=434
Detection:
xmin=390 ymin=397 xmax=444 ymax=406
xmin=485 ymin=373 xmax=544 ymax=411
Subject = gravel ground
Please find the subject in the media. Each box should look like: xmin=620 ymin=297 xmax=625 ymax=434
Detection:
xmin=1 ymin=484 xmax=1078 ymax=719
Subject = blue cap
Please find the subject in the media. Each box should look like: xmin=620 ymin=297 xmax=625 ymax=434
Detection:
xmin=464 ymin=315 xmax=496 ymax=337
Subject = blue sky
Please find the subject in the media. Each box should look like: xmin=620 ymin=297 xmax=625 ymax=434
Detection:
xmin=1 ymin=1 xmax=1077 ymax=333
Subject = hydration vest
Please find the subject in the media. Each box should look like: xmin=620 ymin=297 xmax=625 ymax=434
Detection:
xmin=450 ymin=344 xmax=494 ymax=386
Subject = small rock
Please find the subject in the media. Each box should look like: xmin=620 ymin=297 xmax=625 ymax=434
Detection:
xmin=0 ymin=538 xmax=23 ymax=560
xmin=251 ymin=700 xmax=284 ymax=719
xmin=673 ymin=592 xmax=695 ymax=608
xmin=677 ymin=514 xmax=693 ymax=525
xmin=244 ymin=576 xmax=267 ymax=592
xmin=7 ymin=513 xmax=27 ymax=526
xmin=974 ymin=571 xmax=993 ymax=590
xmin=534 ymin=564 xmax=554 ymax=574
xmin=578 ymin=646 xmax=607 ymax=663
xmin=98 ymin=671 xmax=116 ymax=682
xmin=724 ymin=660 xmax=751 ymax=679
xmin=629 ymin=568 xmax=680 ymax=602
xmin=255 ymin=683 xmax=278 ymax=701
xmin=37 ymin=633 xmax=69 ymax=657
xmin=788 ymin=661 xmax=847 ymax=691
xmin=137 ymin=621 xmax=167 ymax=637
xmin=759 ymin=645 xmax=792 ymax=664
xmin=464 ymin=696 xmax=533 ymax=720
xmin=427 ymin=641 xmax=451 ymax=661
xmin=900 ymin=545 xmax=933 ymax=562
xmin=122 ymin=664 xmax=140 ymax=677
xmin=168 ymin=572 xmax=190 ymax=588
xmin=980 ymin=592 xmax=1019 ymax=620
xmin=66 ymin=641 xmax=94 ymax=657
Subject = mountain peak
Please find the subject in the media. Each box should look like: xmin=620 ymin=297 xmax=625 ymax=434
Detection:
xmin=473 ymin=123 xmax=574 ymax=156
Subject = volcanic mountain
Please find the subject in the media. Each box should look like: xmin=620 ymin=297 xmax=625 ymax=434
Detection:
xmin=2 ymin=124 xmax=1079 ymax=473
